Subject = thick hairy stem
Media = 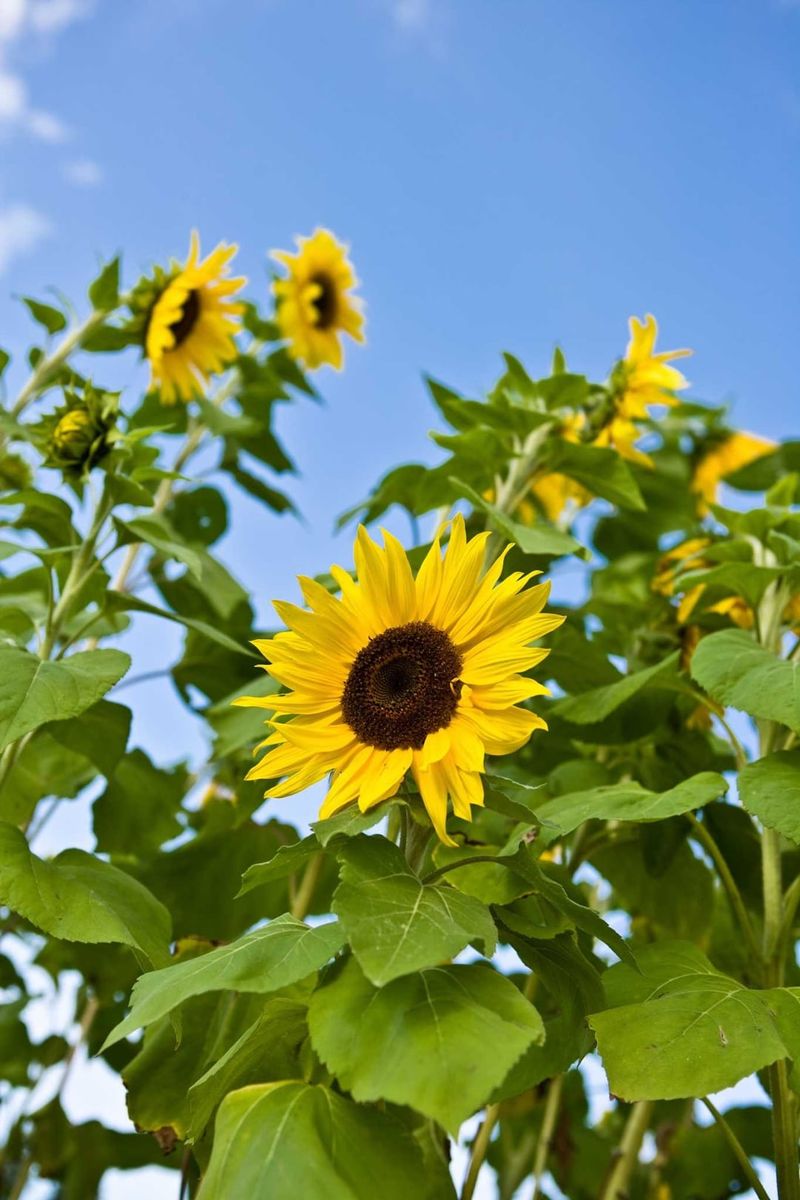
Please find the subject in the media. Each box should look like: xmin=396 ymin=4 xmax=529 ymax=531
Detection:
xmin=599 ymin=1100 xmax=654 ymax=1200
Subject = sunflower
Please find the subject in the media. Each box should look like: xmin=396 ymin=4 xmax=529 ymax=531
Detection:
xmin=614 ymin=314 xmax=691 ymax=420
xmin=238 ymin=516 xmax=562 ymax=844
xmin=692 ymin=431 xmax=775 ymax=511
xmin=144 ymin=232 xmax=246 ymax=404
xmin=271 ymin=228 xmax=364 ymax=370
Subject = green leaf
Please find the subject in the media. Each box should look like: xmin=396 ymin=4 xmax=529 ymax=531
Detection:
xmin=0 ymin=732 xmax=95 ymax=825
xmin=551 ymin=651 xmax=681 ymax=725
xmin=197 ymin=1081 xmax=451 ymax=1200
xmin=131 ymin=820 xmax=303 ymax=941
xmin=0 ymin=646 xmax=130 ymax=752
xmin=309 ymin=957 xmax=544 ymax=1130
xmin=502 ymin=849 xmax=636 ymax=967
xmin=332 ymin=834 xmax=496 ymax=985
xmin=312 ymin=803 xmax=392 ymax=846
xmin=238 ymin=835 xmax=320 ymax=896
xmin=105 ymin=591 xmax=253 ymax=658
xmin=589 ymin=942 xmax=790 ymax=1100
xmin=88 ymin=257 xmax=120 ymax=311
xmin=541 ymin=439 xmax=646 ymax=511
xmin=0 ymin=822 xmax=170 ymax=967
xmin=691 ymin=629 xmax=800 ymax=731
xmin=532 ymin=772 xmax=727 ymax=843
xmin=739 ymin=751 xmax=800 ymax=843
xmin=186 ymin=991 xmax=311 ymax=1139
xmin=591 ymin=837 xmax=714 ymax=940
xmin=114 ymin=514 xmax=204 ymax=576
xmin=450 ymin=477 xmax=587 ymax=559
xmin=23 ymin=297 xmax=67 ymax=334
xmin=45 ymin=698 xmax=131 ymax=778
xmin=93 ymin=749 xmax=186 ymax=854
xmin=492 ymin=932 xmax=602 ymax=1097
xmin=102 ymin=914 xmax=345 ymax=1049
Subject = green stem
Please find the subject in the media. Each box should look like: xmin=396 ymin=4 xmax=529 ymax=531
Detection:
xmin=531 ymin=1074 xmax=564 ymax=1199
xmin=701 ymin=1098 xmax=771 ymax=1200
xmin=599 ymin=1100 xmax=654 ymax=1200
xmin=777 ymin=874 xmax=800 ymax=969
xmin=6 ymin=1154 xmax=31 ymax=1200
xmin=290 ymin=853 xmax=324 ymax=921
xmin=762 ymin=826 xmax=784 ymax=964
xmin=686 ymin=813 xmax=762 ymax=969
xmin=460 ymin=1104 xmax=500 ymax=1200
xmin=768 ymin=1058 xmax=800 ymax=1200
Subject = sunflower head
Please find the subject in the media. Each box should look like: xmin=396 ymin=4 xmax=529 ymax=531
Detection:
xmin=237 ymin=515 xmax=562 ymax=845
xmin=131 ymin=232 xmax=246 ymax=405
xmin=271 ymin=228 xmax=365 ymax=370
xmin=610 ymin=314 xmax=691 ymax=422
xmin=38 ymin=384 xmax=120 ymax=479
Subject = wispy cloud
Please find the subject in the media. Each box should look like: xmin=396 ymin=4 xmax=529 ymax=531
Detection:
xmin=0 ymin=203 xmax=52 ymax=274
xmin=0 ymin=0 xmax=92 ymax=142
xmin=63 ymin=156 xmax=102 ymax=186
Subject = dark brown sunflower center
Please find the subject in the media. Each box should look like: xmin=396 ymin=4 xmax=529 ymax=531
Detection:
xmin=341 ymin=621 xmax=463 ymax=751
xmin=168 ymin=289 xmax=201 ymax=348
xmin=309 ymin=272 xmax=337 ymax=330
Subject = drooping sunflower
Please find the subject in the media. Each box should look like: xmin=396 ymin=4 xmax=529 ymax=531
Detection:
xmin=144 ymin=232 xmax=246 ymax=404
xmin=692 ymin=431 xmax=775 ymax=511
xmin=271 ymin=228 xmax=365 ymax=370
xmin=238 ymin=516 xmax=562 ymax=844
xmin=614 ymin=313 xmax=691 ymax=420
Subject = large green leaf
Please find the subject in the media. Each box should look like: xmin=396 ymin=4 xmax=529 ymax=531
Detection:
xmin=332 ymin=834 xmax=496 ymax=985
xmin=197 ymin=1082 xmax=453 ymax=1200
xmin=691 ymin=629 xmax=800 ymax=731
xmin=0 ymin=646 xmax=130 ymax=751
xmin=589 ymin=942 xmax=792 ymax=1099
xmin=44 ymin=699 xmax=131 ymax=779
xmin=93 ymin=750 xmax=186 ymax=854
xmin=103 ymin=914 xmax=345 ymax=1048
xmin=739 ymin=751 xmax=800 ymax=843
xmin=0 ymin=732 xmax=95 ymax=825
xmin=551 ymin=652 xmax=680 ymax=725
xmin=532 ymin=772 xmax=727 ymax=842
xmin=309 ymin=956 xmax=543 ymax=1130
xmin=186 ymin=992 xmax=311 ymax=1140
xmin=0 ymin=822 xmax=170 ymax=967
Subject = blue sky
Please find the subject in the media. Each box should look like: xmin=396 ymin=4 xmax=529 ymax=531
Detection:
xmin=1 ymin=2 xmax=796 ymax=1197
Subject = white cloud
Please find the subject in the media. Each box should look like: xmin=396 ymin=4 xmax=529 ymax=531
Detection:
xmin=28 ymin=0 xmax=91 ymax=35
xmin=0 ymin=70 xmax=26 ymax=119
xmin=0 ymin=203 xmax=52 ymax=274
xmin=27 ymin=107 xmax=68 ymax=140
xmin=0 ymin=0 xmax=90 ymax=139
xmin=63 ymin=156 xmax=102 ymax=186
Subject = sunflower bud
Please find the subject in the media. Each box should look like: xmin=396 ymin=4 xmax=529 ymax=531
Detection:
xmin=39 ymin=385 xmax=120 ymax=478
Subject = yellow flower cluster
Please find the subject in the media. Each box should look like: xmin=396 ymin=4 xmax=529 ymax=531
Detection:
xmin=143 ymin=228 xmax=364 ymax=404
